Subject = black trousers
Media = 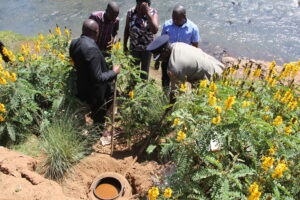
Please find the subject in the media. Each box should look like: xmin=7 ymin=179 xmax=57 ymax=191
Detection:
xmin=131 ymin=50 xmax=152 ymax=80
xmin=161 ymin=61 xmax=170 ymax=89
xmin=87 ymin=84 xmax=114 ymax=124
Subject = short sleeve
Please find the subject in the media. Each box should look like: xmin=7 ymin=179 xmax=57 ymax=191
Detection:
xmin=161 ymin=23 xmax=167 ymax=35
xmin=192 ymin=25 xmax=200 ymax=43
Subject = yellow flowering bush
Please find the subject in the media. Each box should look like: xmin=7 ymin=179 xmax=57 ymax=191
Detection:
xmin=0 ymin=25 xmax=73 ymax=144
xmin=161 ymin=59 xmax=300 ymax=199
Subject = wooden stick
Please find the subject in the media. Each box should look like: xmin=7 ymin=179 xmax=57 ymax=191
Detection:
xmin=111 ymin=77 xmax=117 ymax=155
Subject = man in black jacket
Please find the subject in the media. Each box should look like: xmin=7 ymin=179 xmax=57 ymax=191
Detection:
xmin=70 ymin=19 xmax=120 ymax=124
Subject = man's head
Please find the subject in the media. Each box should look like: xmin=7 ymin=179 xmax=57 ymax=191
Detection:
xmin=172 ymin=5 xmax=186 ymax=26
xmin=105 ymin=1 xmax=119 ymax=22
xmin=136 ymin=0 xmax=151 ymax=14
xmin=82 ymin=19 xmax=99 ymax=41
xmin=136 ymin=0 xmax=151 ymax=6
xmin=146 ymin=35 xmax=171 ymax=62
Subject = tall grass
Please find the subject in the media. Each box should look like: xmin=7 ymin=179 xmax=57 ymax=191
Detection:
xmin=40 ymin=113 xmax=86 ymax=180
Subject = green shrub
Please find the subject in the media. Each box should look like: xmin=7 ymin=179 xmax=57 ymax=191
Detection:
xmin=161 ymin=61 xmax=300 ymax=199
xmin=0 ymin=26 xmax=73 ymax=145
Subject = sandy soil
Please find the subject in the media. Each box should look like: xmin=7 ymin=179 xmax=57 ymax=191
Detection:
xmin=62 ymin=153 xmax=160 ymax=199
xmin=0 ymin=145 xmax=160 ymax=200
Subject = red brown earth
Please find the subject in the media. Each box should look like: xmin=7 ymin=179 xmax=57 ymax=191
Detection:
xmin=0 ymin=146 xmax=160 ymax=200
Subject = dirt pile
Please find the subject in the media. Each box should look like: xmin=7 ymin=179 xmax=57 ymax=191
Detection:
xmin=62 ymin=153 xmax=160 ymax=200
xmin=0 ymin=146 xmax=76 ymax=200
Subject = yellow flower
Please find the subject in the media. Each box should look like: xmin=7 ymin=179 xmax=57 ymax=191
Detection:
xmin=268 ymin=77 xmax=276 ymax=87
xmin=290 ymin=117 xmax=298 ymax=125
xmin=229 ymin=67 xmax=237 ymax=74
xmin=273 ymin=90 xmax=281 ymax=101
xmin=208 ymin=96 xmax=217 ymax=106
xmin=38 ymin=33 xmax=44 ymax=41
xmin=287 ymin=101 xmax=297 ymax=111
xmin=44 ymin=44 xmax=51 ymax=50
xmin=263 ymin=115 xmax=270 ymax=121
xmin=214 ymin=106 xmax=222 ymax=114
xmin=163 ymin=187 xmax=172 ymax=198
xmin=64 ymin=28 xmax=70 ymax=37
xmin=209 ymin=81 xmax=217 ymax=91
xmin=212 ymin=115 xmax=221 ymax=125
xmin=272 ymin=116 xmax=283 ymax=126
xmin=224 ymin=96 xmax=236 ymax=110
xmin=128 ymin=91 xmax=134 ymax=99
xmin=31 ymin=54 xmax=37 ymax=60
xmin=268 ymin=146 xmax=277 ymax=155
xmin=200 ymin=80 xmax=208 ymax=88
xmin=264 ymin=106 xmax=270 ymax=112
xmin=180 ymin=83 xmax=187 ymax=92
xmin=253 ymin=68 xmax=261 ymax=77
xmin=8 ymin=72 xmax=17 ymax=82
xmin=284 ymin=126 xmax=292 ymax=135
xmin=222 ymin=81 xmax=229 ymax=86
xmin=261 ymin=156 xmax=274 ymax=171
xmin=272 ymin=160 xmax=288 ymax=179
xmin=115 ymin=42 xmax=121 ymax=50
xmin=35 ymin=44 xmax=40 ymax=53
xmin=248 ymin=182 xmax=261 ymax=200
xmin=0 ymin=103 xmax=6 ymax=113
xmin=2 ymin=47 xmax=9 ymax=56
xmin=242 ymin=101 xmax=251 ymax=108
xmin=18 ymin=56 xmax=25 ymax=62
xmin=176 ymin=130 xmax=186 ymax=141
xmin=55 ymin=26 xmax=62 ymax=35
xmin=52 ymin=49 xmax=57 ymax=55
xmin=0 ymin=77 xmax=7 ymax=85
xmin=269 ymin=61 xmax=276 ymax=70
xmin=58 ymin=54 xmax=65 ymax=61
xmin=173 ymin=118 xmax=180 ymax=126
xmin=148 ymin=187 xmax=159 ymax=200
xmin=0 ymin=115 xmax=5 ymax=122
xmin=244 ymin=91 xmax=252 ymax=98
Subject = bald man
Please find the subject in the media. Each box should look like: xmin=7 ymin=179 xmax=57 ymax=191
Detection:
xmin=89 ymin=2 xmax=120 ymax=56
xmin=69 ymin=19 xmax=120 ymax=124
xmin=156 ymin=5 xmax=200 ymax=91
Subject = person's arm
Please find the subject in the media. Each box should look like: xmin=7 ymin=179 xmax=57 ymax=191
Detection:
xmin=141 ymin=3 xmax=159 ymax=34
xmin=191 ymin=25 xmax=200 ymax=48
xmin=87 ymin=47 xmax=118 ymax=82
xmin=123 ymin=13 xmax=130 ymax=53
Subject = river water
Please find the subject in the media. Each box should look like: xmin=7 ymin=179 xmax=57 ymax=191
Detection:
xmin=0 ymin=0 xmax=299 ymax=63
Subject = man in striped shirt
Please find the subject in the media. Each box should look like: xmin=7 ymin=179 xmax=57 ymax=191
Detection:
xmin=89 ymin=2 xmax=120 ymax=57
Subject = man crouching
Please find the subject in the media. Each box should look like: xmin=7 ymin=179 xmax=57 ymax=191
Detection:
xmin=69 ymin=19 xmax=120 ymax=124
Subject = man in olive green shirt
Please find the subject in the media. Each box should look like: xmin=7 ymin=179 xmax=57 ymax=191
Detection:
xmin=147 ymin=35 xmax=224 ymax=103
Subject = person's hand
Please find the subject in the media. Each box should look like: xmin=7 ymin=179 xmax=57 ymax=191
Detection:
xmin=154 ymin=61 xmax=160 ymax=70
xmin=113 ymin=65 xmax=121 ymax=74
xmin=140 ymin=2 xmax=150 ymax=15
xmin=106 ymin=40 xmax=113 ymax=49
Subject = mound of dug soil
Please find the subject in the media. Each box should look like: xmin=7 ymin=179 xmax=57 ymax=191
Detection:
xmin=62 ymin=153 xmax=160 ymax=199
xmin=0 ymin=147 xmax=160 ymax=200
xmin=0 ymin=147 xmax=76 ymax=200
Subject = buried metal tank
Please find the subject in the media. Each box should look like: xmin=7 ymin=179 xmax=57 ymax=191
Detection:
xmin=88 ymin=172 xmax=132 ymax=200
